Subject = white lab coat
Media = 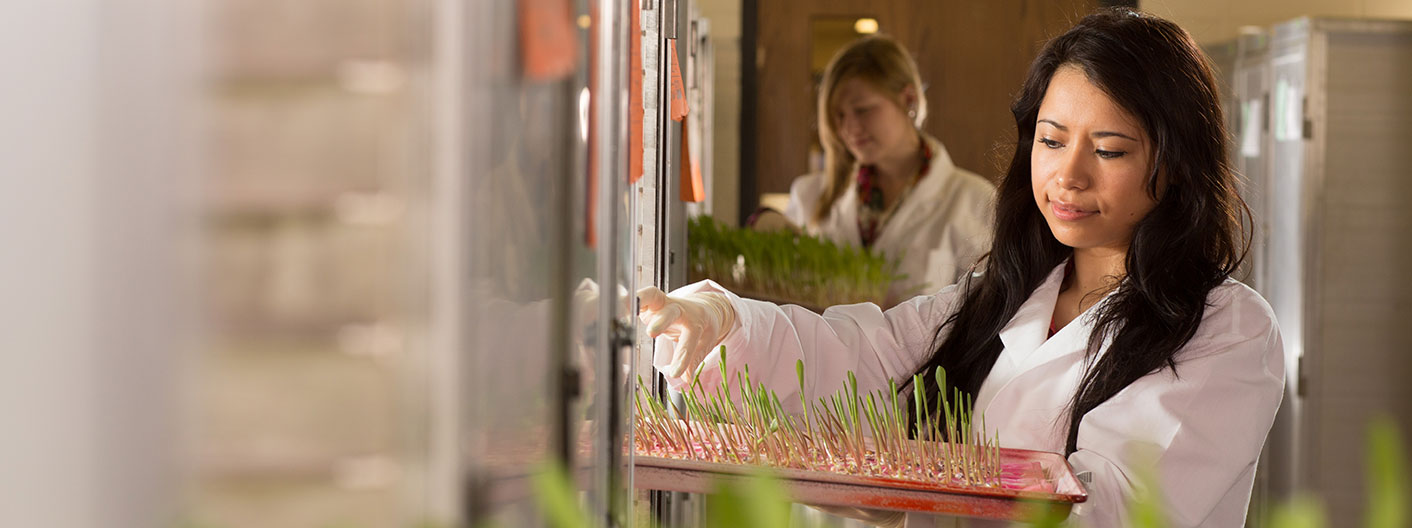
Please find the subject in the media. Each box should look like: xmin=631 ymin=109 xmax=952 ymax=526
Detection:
xmin=654 ymin=261 xmax=1285 ymax=527
xmin=784 ymin=135 xmax=995 ymax=306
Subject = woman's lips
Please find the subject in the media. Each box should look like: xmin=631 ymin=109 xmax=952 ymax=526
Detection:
xmin=1051 ymin=200 xmax=1096 ymax=221
xmin=848 ymin=136 xmax=875 ymax=148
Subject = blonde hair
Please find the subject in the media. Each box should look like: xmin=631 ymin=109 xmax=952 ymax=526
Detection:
xmin=812 ymin=35 xmax=927 ymax=225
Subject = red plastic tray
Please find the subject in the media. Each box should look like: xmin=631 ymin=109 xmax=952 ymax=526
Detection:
xmin=633 ymin=445 xmax=1086 ymax=521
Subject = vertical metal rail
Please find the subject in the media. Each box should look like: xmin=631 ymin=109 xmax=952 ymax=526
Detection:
xmin=651 ymin=0 xmax=676 ymax=523
xmin=651 ymin=1 xmax=699 ymax=525
xmin=593 ymin=0 xmax=631 ymax=525
xmin=644 ymin=0 xmax=677 ymax=522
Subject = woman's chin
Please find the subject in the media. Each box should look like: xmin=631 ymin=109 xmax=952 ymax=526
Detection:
xmin=1045 ymin=225 xmax=1086 ymax=249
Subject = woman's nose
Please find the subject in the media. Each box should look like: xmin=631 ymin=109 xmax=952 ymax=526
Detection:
xmin=839 ymin=114 xmax=859 ymax=136
xmin=1054 ymin=150 xmax=1090 ymax=190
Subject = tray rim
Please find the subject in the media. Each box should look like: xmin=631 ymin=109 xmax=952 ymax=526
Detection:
xmin=632 ymin=443 xmax=1088 ymax=505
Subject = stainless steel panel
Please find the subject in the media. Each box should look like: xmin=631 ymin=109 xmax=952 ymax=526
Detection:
xmin=1230 ymin=29 xmax=1289 ymax=524
xmin=1265 ymin=22 xmax=1313 ymax=525
xmin=1262 ymin=17 xmax=1412 ymax=526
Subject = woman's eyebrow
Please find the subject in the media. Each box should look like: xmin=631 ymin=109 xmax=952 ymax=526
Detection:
xmin=1093 ymin=130 xmax=1140 ymax=142
xmin=1038 ymin=119 xmax=1139 ymax=142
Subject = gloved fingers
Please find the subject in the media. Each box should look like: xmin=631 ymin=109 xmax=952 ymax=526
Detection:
xmin=664 ymin=348 xmax=687 ymax=380
xmin=573 ymin=280 xmax=600 ymax=329
xmin=668 ymin=326 xmax=701 ymax=378
xmin=637 ymin=286 xmax=668 ymax=313
xmin=644 ymin=303 xmax=683 ymax=338
xmin=682 ymin=347 xmax=710 ymax=386
xmin=674 ymin=366 xmax=700 ymax=387
xmin=614 ymin=284 xmax=631 ymax=314
xmin=574 ymin=277 xmax=598 ymax=296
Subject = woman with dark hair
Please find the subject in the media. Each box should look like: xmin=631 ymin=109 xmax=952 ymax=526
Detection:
xmin=640 ymin=8 xmax=1283 ymax=526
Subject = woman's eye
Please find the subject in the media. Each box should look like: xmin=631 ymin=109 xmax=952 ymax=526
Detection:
xmin=1096 ymin=149 xmax=1126 ymax=159
xmin=1037 ymin=137 xmax=1062 ymax=149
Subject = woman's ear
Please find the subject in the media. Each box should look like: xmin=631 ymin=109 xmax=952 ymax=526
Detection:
xmin=899 ymin=85 xmax=918 ymax=113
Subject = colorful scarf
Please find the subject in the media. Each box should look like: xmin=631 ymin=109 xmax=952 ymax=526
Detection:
xmin=855 ymin=141 xmax=932 ymax=247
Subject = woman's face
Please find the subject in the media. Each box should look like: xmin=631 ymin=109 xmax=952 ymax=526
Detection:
xmin=1032 ymin=65 xmax=1159 ymax=254
xmin=830 ymin=77 xmax=916 ymax=165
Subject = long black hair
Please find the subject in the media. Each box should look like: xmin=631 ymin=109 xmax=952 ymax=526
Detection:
xmin=907 ymin=8 xmax=1249 ymax=455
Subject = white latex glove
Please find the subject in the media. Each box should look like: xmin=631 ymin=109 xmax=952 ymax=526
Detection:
xmin=572 ymin=277 xmax=630 ymax=330
xmin=569 ymin=278 xmax=631 ymax=405
xmin=636 ymin=286 xmax=736 ymax=384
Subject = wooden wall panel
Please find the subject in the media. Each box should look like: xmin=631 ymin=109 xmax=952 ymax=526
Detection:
xmin=753 ymin=0 xmax=1100 ymax=195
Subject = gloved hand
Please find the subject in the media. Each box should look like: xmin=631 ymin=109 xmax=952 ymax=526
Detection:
xmin=572 ymin=277 xmax=630 ymax=331
xmin=636 ymin=286 xmax=736 ymax=384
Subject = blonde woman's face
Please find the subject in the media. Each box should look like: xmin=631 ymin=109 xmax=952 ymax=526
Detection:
xmin=1031 ymin=66 xmax=1159 ymax=253
xmin=829 ymin=77 xmax=916 ymax=166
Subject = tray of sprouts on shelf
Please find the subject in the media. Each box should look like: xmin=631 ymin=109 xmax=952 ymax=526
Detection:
xmin=687 ymin=216 xmax=904 ymax=311
xmin=631 ymin=347 xmax=1088 ymax=521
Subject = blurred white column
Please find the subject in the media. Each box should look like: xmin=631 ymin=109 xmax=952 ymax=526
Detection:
xmin=424 ymin=0 xmax=467 ymax=522
xmin=0 ymin=2 xmax=197 ymax=527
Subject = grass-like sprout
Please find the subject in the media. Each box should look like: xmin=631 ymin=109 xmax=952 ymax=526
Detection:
xmin=632 ymin=347 xmax=1047 ymax=493
xmin=687 ymin=215 xmax=906 ymax=309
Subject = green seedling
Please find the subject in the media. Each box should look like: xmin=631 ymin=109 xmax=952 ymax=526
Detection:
xmin=687 ymin=215 xmax=904 ymax=308
xmin=632 ymin=348 xmax=1007 ymax=490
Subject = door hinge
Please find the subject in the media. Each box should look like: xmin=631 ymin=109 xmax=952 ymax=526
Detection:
xmin=1296 ymin=355 xmax=1308 ymax=398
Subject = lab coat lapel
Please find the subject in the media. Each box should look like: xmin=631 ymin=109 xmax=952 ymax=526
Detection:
xmin=870 ymin=136 xmax=955 ymax=252
xmin=983 ymin=261 xmax=1119 ymax=418
xmin=977 ymin=262 xmax=1073 ymax=428
xmin=823 ymin=185 xmax=864 ymax=247
xmin=1022 ymin=273 xmax=1118 ymax=371
xmin=995 ymin=262 xmax=1067 ymax=364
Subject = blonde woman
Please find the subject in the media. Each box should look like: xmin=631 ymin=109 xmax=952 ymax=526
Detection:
xmin=784 ymin=36 xmax=996 ymax=307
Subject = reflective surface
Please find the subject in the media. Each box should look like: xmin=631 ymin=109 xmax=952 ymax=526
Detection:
xmin=464 ymin=0 xmax=634 ymax=525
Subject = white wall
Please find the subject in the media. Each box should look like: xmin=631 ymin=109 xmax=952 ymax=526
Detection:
xmin=698 ymin=0 xmax=742 ymax=225
xmin=0 ymin=3 xmax=194 ymax=527
xmin=1145 ymin=0 xmax=1412 ymax=44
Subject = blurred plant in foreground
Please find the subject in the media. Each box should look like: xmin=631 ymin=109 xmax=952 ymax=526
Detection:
xmin=1104 ymin=414 xmax=1407 ymax=528
xmin=531 ymin=459 xmax=791 ymax=528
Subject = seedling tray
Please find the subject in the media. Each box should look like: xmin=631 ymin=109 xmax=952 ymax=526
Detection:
xmin=633 ymin=445 xmax=1086 ymax=521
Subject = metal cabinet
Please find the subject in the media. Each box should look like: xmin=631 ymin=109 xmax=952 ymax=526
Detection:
xmin=1248 ymin=17 xmax=1412 ymax=525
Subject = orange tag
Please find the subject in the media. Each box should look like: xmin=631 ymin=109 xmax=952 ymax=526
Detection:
xmin=680 ymin=122 xmax=705 ymax=203
xmin=628 ymin=3 xmax=644 ymax=184
xmin=669 ymin=40 xmax=689 ymax=122
xmin=519 ymin=0 xmax=577 ymax=81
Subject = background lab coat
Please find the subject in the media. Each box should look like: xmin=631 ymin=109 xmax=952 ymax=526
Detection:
xmin=653 ymin=262 xmax=1285 ymax=527
xmin=784 ymin=135 xmax=995 ymax=306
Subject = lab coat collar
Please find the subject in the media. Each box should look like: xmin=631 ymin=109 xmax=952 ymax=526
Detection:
xmin=830 ymin=185 xmax=864 ymax=247
xmin=997 ymin=258 xmax=1121 ymax=368
xmin=996 ymin=261 xmax=1067 ymax=361
xmin=822 ymin=134 xmax=958 ymax=249
xmin=911 ymin=135 xmax=957 ymax=199
xmin=855 ymin=135 xmax=958 ymax=249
